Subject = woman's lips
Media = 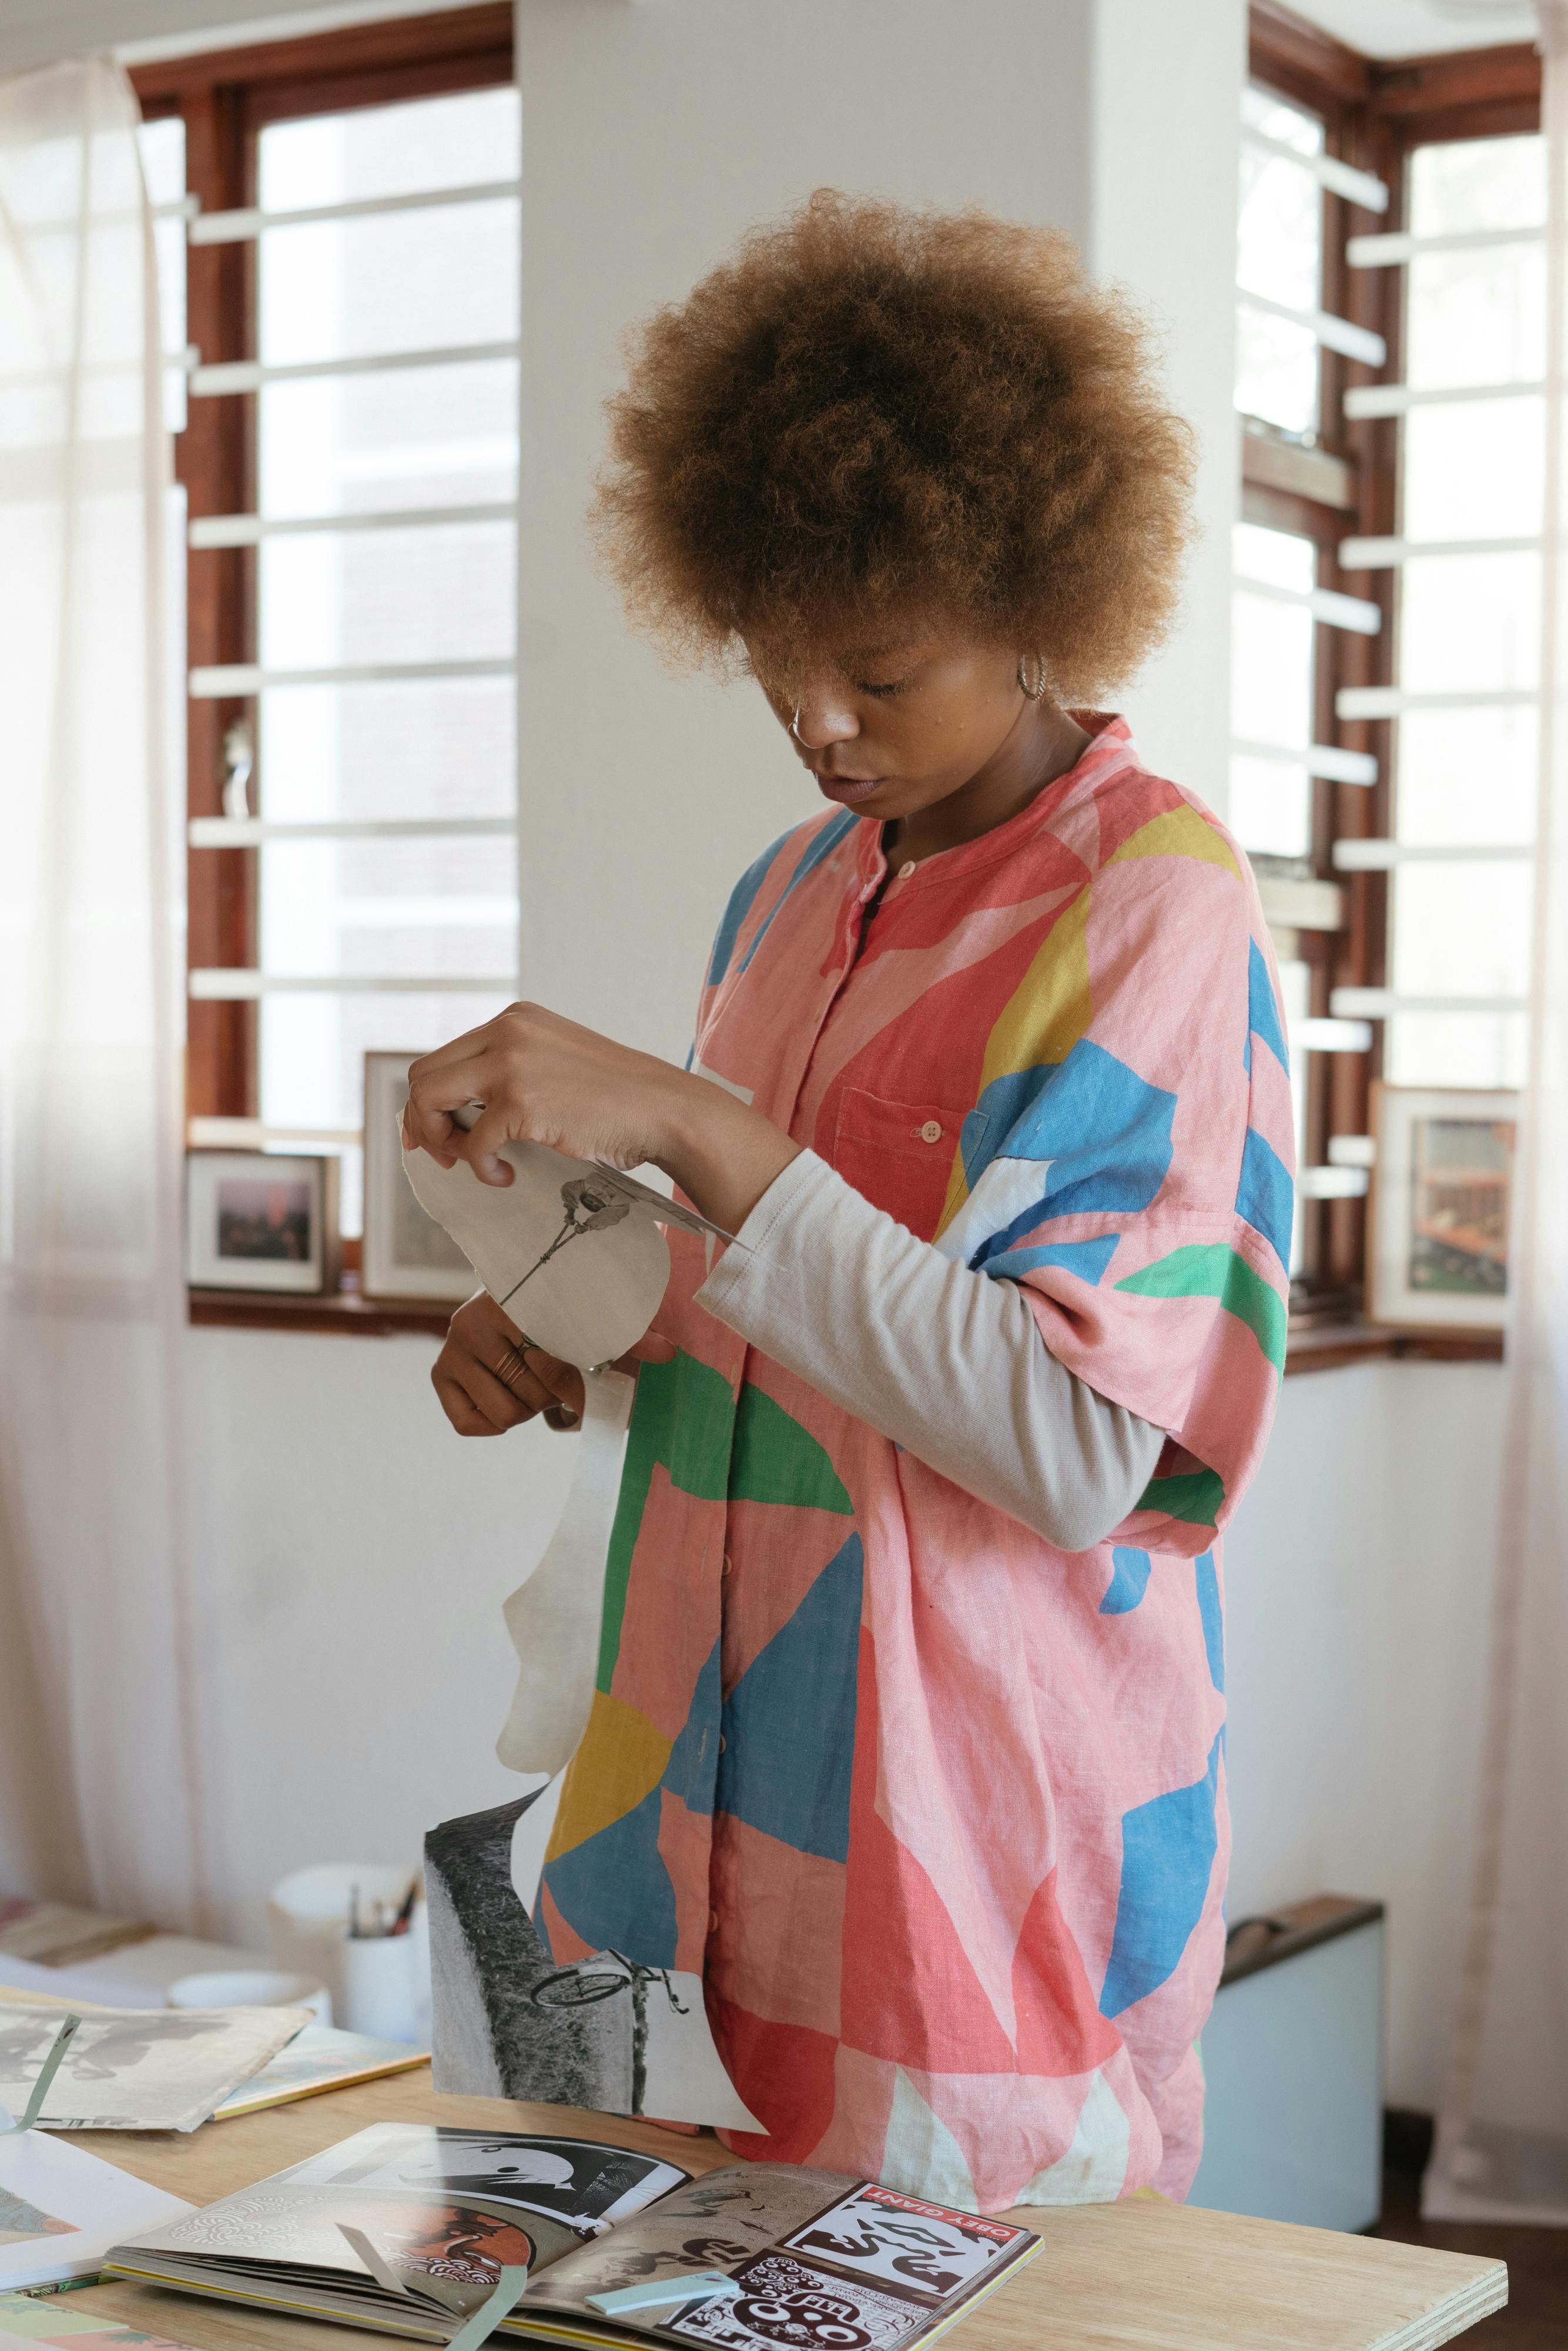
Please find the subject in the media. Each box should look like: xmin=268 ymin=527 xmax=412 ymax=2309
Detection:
xmin=813 ymin=772 xmax=884 ymax=805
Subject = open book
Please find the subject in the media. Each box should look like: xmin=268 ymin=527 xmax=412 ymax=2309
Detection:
xmin=105 ymin=2122 xmax=1037 ymax=2348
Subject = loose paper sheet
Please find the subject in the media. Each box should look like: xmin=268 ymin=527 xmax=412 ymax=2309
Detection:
xmin=0 ymin=2005 xmax=309 ymax=2132
xmin=0 ymin=2129 xmax=190 ymax=2289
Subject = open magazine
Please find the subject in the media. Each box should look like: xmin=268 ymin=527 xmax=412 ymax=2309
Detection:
xmin=105 ymin=2123 xmax=1038 ymax=2348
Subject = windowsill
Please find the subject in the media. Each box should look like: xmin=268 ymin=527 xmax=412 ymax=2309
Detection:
xmin=188 ymin=1280 xmax=454 ymax=1337
xmin=1285 ymin=1318 xmax=1504 ymax=1374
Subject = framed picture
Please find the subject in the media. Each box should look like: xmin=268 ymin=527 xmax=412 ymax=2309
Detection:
xmin=186 ymin=1151 xmax=339 ymax=1294
xmin=362 ymin=1052 xmax=478 ymax=1304
xmin=1368 ymin=1084 xmax=1519 ymax=1332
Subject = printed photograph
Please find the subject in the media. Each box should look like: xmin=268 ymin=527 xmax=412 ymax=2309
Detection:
xmin=216 ymin=1177 xmax=312 ymax=1263
xmin=1408 ymin=1117 xmax=1515 ymax=1300
xmin=425 ymin=1794 xmax=742 ymax=2126
xmin=361 ymin=1053 xmax=478 ymax=1302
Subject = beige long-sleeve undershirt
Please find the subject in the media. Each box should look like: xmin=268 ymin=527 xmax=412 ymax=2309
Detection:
xmin=695 ymin=1147 xmax=1165 ymax=1555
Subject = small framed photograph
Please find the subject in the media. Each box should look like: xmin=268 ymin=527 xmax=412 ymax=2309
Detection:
xmin=362 ymin=1052 xmax=478 ymax=1304
xmin=186 ymin=1151 xmax=339 ymax=1294
xmin=1368 ymin=1084 xmax=1519 ymax=1331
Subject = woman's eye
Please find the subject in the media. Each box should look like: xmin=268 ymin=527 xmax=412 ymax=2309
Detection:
xmin=857 ymin=678 xmax=910 ymax=700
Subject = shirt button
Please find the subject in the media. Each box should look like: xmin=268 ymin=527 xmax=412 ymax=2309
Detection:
xmin=897 ymin=860 xmax=916 ymax=880
xmin=721 ymin=1552 xmax=733 ymax=1578
xmin=709 ymin=1909 xmax=719 ymax=1934
xmin=919 ymin=1120 xmax=943 ymax=1143
xmin=719 ymin=1735 xmax=728 ymax=1753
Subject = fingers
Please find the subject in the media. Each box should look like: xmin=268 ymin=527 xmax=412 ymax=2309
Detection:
xmin=432 ymin=1367 xmax=510 ymax=1436
xmin=404 ymin=1039 xmax=494 ymax=1164
xmin=522 ymin=1347 xmax=585 ymax=1426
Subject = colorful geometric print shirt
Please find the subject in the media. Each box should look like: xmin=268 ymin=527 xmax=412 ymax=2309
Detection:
xmin=534 ymin=715 xmax=1293 ymax=2212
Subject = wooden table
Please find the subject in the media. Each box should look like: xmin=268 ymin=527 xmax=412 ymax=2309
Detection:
xmin=58 ymin=2067 xmax=1505 ymax=2351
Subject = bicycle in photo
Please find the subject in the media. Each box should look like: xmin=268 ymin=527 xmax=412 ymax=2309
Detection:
xmin=530 ymin=1949 xmax=689 ymax=2116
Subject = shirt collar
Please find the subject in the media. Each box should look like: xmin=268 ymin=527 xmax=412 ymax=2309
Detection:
xmin=850 ymin=710 xmax=1139 ymax=894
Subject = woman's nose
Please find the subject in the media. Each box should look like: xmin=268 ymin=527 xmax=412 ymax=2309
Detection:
xmin=793 ymin=689 xmax=859 ymax=746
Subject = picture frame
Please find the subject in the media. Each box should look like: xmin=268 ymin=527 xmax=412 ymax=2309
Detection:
xmin=361 ymin=1051 xmax=479 ymax=1304
xmin=1368 ymin=1083 xmax=1519 ymax=1332
xmin=186 ymin=1150 xmax=340 ymax=1295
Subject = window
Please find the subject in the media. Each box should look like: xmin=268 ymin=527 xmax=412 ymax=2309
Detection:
xmin=1237 ymin=11 xmax=1540 ymax=1349
xmin=1337 ymin=132 xmax=1543 ymax=1096
xmin=132 ymin=7 xmax=518 ymax=1310
xmin=1231 ymin=73 xmax=1390 ymax=1294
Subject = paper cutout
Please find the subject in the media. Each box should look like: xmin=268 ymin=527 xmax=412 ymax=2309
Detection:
xmin=496 ymin=1367 xmax=636 ymax=1776
xmin=401 ymin=1123 xmax=736 ymax=1373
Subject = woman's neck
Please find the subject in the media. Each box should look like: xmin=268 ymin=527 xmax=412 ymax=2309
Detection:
xmin=884 ymin=699 xmax=1093 ymax=865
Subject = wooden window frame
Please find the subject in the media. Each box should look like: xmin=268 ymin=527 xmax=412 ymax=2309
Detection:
xmin=132 ymin=6 xmax=513 ymax=1336
xmin=1248 ymin=2 xmax=1539 ymax=1367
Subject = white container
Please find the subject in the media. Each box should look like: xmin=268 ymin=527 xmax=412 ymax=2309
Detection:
xmin=168 ymin=1968 xmax=330 ymax=2024
xmin=336 ymin=1933 xmax=427 ymax=2042
xmin=267 ymin=1865 xmax=428 ymax=2040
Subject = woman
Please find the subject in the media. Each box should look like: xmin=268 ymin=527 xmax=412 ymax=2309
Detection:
xmin=406 ymin=194 xmax=1292 ymax=2211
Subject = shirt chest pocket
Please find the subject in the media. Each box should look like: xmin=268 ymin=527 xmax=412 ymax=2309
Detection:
xmin=830 ymin=1087 xmax=985 ymax=1243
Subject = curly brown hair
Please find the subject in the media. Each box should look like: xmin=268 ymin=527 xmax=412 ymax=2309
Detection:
xmin=591 ymin=190 xmax=1194 ymax=700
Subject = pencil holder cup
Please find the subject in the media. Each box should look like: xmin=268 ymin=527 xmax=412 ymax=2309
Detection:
xmin=336 ymin=1927 xmax=427 ymax=2042
xmin=267 ymin=1863 xmax=425 ymax=2037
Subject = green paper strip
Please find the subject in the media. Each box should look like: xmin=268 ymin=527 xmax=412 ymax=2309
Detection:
xmin=444 ymin=2265 xmax=532 ymax=2351
xmin=15 ymin=2014 xmax=81 ymax=2132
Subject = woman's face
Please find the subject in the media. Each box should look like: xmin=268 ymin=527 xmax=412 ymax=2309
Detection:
xmin=750 ymin=627 xmax=1040 ymax=827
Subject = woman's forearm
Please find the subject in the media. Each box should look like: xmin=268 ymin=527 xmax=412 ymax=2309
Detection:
xmin=695 ymin=1150 xmax=1165 ymax=1552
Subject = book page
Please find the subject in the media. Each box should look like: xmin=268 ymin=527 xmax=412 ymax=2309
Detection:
xmin=518 ymin=2169 xmax=847 ymax=2312
xmin=517 ymin=2172 xmax=1038 ymax=2351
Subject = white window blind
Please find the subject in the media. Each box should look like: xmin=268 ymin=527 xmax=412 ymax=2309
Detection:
xmin=1338 ymin=131 xmax=1543 ymax=1093
xmin=145 ymin=84 xmax=523 ymax=1234
xmin=1231 ymin=85 xmax=1392 ymax=1257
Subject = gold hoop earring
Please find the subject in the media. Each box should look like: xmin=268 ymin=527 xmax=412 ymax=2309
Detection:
xmin=792 ymin=707 xmax=826 ymax=751
xmin=1017 ymin=654 xmax=1048 ymax=701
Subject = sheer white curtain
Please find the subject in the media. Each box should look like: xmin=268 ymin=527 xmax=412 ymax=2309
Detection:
xmin=1423 ymin=7 xmax=1568 ymax=2226
xmin=0 ymin=60 xmax=209 ymax=1930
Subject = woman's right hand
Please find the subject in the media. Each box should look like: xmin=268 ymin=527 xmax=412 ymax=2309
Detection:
xmin=431 ymin=1291 xmax=672 ymax=1437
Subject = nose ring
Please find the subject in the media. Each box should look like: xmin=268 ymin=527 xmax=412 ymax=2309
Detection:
xmin=791 ymin=707 xmax=827 ymax=752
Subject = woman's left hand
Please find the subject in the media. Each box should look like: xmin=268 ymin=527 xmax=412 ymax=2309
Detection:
xmin=401 ymin=1002 xmax=800 ymax=1234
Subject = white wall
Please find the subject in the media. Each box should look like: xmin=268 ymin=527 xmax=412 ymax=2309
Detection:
xmin=1226 ymin=1361 xmax=1505 ymax=2111
xmin=1 ymin=0 xmax=1504 ymax=2116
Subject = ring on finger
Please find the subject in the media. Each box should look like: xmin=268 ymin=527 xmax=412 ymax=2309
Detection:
xmin=494 ymin=1340 xmax=535 ymax=1396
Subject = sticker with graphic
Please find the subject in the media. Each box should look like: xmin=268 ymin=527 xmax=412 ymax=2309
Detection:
xmin=784 ymin=2186 xmax=1027 ymax=2301
xmin=667 ymin=2252 xmax=924 ymax=2351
